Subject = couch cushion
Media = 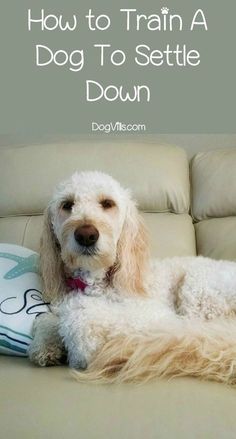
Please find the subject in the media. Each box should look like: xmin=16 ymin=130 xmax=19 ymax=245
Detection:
xmin=0 ymin=216 xmax=31 ymax=248
xmin=144 ymin=213 xmax=196 ymax=257
xmin=0 ymin=143 xmax=190 ymax=216
xmin=195 ymin=217 xmax=236 ymax=261
xmin=191 ymin=149 xmax=236 ymax=221
xmin=1 ymin=356 xmax=236 ymax=439
xmin=0 ymin=213 xmax=196 ymax=257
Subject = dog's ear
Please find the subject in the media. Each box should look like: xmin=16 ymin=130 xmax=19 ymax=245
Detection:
xmin=40 ymin=206 xmax=65 ymax=302
xmin=112 ymin=198 xmax=149 ymax=295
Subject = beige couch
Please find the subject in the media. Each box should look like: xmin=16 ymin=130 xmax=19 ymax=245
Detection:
xmin=1 ymin=143 xmax=236 ymax=439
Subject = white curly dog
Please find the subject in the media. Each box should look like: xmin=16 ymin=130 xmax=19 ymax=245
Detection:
xmin=29 ymin=171 xmax=236 ymax=385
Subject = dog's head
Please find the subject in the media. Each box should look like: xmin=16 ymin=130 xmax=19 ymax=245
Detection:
xmin=41 ymin=171 xmax=149 ymax=301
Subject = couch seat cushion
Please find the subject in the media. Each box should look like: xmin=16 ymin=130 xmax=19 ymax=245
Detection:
xmin=1 ymin=356 xmax=236 ymax=439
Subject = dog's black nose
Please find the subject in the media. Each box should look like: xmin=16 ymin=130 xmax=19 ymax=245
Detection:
xmin=74 ymin=225 xmax=99 ymax=247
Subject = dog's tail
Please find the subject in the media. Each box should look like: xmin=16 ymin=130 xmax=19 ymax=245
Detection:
xmin=72 ymin=317 xmax=236 ymax=385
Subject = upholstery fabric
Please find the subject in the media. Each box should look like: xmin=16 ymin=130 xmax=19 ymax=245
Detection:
xmin=0 ymin=143 xmax=190 ymax=216
xmin=191 ymin=149 xmax=236 ymax=221
xmin=195 ymin=217 xmax=236 ymax=261
xmin=1 ymin=355 xmax=236 ymax=439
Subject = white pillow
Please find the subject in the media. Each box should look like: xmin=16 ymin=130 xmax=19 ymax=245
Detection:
xmin=0 ymin=244 xmax=50 ymax=356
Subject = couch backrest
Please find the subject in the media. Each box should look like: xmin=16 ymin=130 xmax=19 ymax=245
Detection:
xmin=0 ymin=143 xmax=235 ymax=260
xmin=191 ymin=149 xmax=236 ymax=261
xmin=0 ymin=143 xmax=190 ymax=216
xmin=0 ymin=142 xmax=195 ymax=258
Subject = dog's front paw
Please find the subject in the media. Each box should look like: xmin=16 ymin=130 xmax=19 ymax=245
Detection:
xmin=29 ymin=342 xmax=67 ymax=367
xmin=28 ymin=312 xmax=66 ymax=367
xmin=68 ymin=349 xmax=88 ymax=370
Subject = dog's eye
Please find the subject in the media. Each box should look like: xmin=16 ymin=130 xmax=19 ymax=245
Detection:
xmin=100 ymin=199 xmax=116 ymax=209
xmin=61 ymin=200 xmax=74 ymax=211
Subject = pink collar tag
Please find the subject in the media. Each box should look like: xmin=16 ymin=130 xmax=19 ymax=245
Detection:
xmin=66 ymin=276 xmax=88 ymax=292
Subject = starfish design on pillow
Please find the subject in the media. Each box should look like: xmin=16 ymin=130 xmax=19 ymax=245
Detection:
xmin=0 ymin=252 xmax=39 ymax=279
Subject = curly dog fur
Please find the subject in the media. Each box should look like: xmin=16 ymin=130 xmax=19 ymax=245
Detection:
xmin=29 ymin=171 xmax=236 ymax=385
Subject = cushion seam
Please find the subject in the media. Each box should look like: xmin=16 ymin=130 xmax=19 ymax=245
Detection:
xmin=21 ymin=217 xmax=32 ymax=247
xmin=0 ymin=208 xmax=190 ymax=218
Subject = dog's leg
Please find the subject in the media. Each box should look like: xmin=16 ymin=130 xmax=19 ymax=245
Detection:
xmin=58 ymin=293 xmax=173 ymax=370
xmin=75 ymin=316 xmax=236 ymax=385
xmin=58 ymin=294 xmax=111 ymax=370
xmin=175 ymin=258 xmax=236 ymax=319
xmin=29 ymin=312 xmax=66 ymax=366
xmin=58 ymin=287 xmax=236 ymax=385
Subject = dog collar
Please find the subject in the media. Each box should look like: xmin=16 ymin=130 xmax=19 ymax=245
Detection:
xmin=65 ymin=266 xmax=113 ymax=293
xmin=66 ymin=276 xmax=88 ymax=292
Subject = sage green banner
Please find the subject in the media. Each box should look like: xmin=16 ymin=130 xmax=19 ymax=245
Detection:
xmin=0 ymin=0 xmax=235 ymax=135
